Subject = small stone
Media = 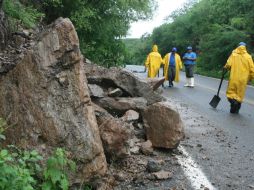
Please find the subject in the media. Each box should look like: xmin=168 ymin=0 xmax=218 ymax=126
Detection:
xmin=114 ymin=172 xmax=125 ymax=182
xmin=108 ymin=88 xmax=123 ymax=97
xmin=152 ymin=170 xmax=173 ymax=180
xmin=121 ymin=110 xmax=139 ymax=122
xmin=88 ymin=84 xmax=104 ymax=98
xmin=147 ymin=160 xmax=162 ymax=173
xmin=130 ymin=146 xmax=140 ymax=155
xmin=140 ymin=140 xmax=153 ymax=155
xmin=152 ymin=151 xmax=159 ymax=156
xmin=137 ymin=160 xmax=147 ymax=166
xmin=197 ymin=144 xmax=202 ymax=147
xmin=147 ymin=174 xmax=156 ymax=180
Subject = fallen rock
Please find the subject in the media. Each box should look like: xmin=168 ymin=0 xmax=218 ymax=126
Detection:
xmin=0 ymin=18 xmax=107 ymax=183
xmin=152 ymin=170 xmax=173 ymax=180
xmin=142 ymin=102 xmax=184 ymax=149
xmin=93 ymin=103 xmax=132 ymax=160
xmin=99 ymin=118 xmax=131 ymax=160
xmin=108 ymin=88 xmax=123 ymax=97
xmin=130 ymin=146 xmax=140 ymax=155
xmin=146 ymin=77 xmax=165 ymax=91
xmin=94 ymin=97 xmax=147 ymax=116
xmin=121 ymin=110 xmax=139 ymax=123
xmin=140 ymin=140 xmax=153 ymax=155
xmin=128 ymin=136 xmax=140 ymax=148
xmin=147 ymin=159 xmax=162 ymax=173
xmin=88 ymin=84 xmax=104 ymax=98
xmin=84 ymin=62 xmax=164 ymax=105
xmin=113 ymin=172 xmax=126 ymax=182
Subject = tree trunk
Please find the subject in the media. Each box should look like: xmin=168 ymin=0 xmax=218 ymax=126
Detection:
xmin=0 ymin=0 xmax=9 ymax=50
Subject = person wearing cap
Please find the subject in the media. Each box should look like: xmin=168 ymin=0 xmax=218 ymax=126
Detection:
xmin=162 ymin=47 xmax=182 ymax=87
xmin=183 ymin=46 xmax=197 ymax=87
xmin=145 ymin=44 xmax=163 ymax=78
xmin=224 ymin=42 xmax=254 ymax=113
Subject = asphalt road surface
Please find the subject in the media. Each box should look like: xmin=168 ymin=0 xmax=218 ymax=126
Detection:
xmin=126 ymin=65 xmax=254 ymax=190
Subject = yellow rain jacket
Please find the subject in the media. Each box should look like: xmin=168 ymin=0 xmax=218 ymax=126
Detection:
xmin=224 ymin=46 xmax=254 ymax=102
xmin=162 ymin=53 xmax=182 ymax=82
xmin=145 ymin=45 xmax=163 ymax=78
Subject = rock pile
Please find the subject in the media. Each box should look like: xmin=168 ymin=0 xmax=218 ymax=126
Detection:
xmin=0 ymin=17 xmax=184 ymax=189
xmin=84 ymin=60 xmax=185 ymax=189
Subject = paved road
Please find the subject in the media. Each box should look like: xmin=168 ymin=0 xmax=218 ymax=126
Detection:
xmin=126 ymin=65 xmax=254 ymax=189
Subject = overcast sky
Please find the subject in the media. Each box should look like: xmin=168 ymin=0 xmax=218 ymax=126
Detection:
xmin=127 ymin=0 xmax=187 ymax=38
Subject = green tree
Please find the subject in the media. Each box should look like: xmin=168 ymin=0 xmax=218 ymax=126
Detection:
xmin=2 ymin=0 xmax=156 ymax=67
xmin=125 ymin=0 xmax=254 ymax=77
xmin=39 ymin=0 xmax=156 ymax=67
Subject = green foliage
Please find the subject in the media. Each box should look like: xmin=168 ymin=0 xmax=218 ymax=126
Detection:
xmin=3 ymin=0 xmax=44 ymax=28
xmin=42 ymin=148 xmax=75 ymax=190
xmin=124 ymin=0 xmax=254 ymax=77
xmin=199 ymin=24 xmax=248 ymax=71
xmin=0 ymin=146 xmax=42 ymax=190
xmin=83 ymin=185 xmax=92 ymax=190
xmin=0 ymin=118 xmax=77 ymax=190
xmin=2 ymin=0 xmax=156 ymax=67
xmin=123 ymin=36 xmax=153 ymax=65
xmin=38 ymin=0 xmax=156 ymax=66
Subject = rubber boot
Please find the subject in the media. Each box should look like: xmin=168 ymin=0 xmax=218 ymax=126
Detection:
xmin=184 ymin=78 xmax=190 ymax=87
xmin=190 ymin=77 xmax=195 ymax=88
xmin=230 ymin=99 xmax=239 ymax=114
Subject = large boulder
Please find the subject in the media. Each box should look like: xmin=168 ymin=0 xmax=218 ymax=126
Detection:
xmin=0 ymin=18 xmax=107 ymax=182
xmin=142 ymin=102 xmax=184 ymax=148
xmin=84 ymin=62 xmax=164 ymax=105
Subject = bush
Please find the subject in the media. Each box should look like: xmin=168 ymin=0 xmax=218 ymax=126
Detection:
xmin=0 ymin=118 xmax=76 ymax=190
xmin=42 ymin=148 xmax=75 ymax=190
xmin=3 ymin=0 xmax=44 ymax=28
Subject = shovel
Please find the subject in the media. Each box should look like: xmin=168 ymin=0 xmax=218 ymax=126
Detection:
xmin=209 ymin=69 xmax=227 ymax=108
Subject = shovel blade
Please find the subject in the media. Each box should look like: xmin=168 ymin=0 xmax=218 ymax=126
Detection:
xmin=209 ymin=95 xmax=221 ymax=108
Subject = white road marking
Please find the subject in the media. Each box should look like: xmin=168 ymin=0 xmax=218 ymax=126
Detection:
xmin=176 ymin=145 xmax=217 ymax=190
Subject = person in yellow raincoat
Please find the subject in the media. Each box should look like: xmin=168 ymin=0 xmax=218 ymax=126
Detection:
xmin=224 ymin=42 xmax=254 ymax=113
xmin=145 ymin=45 xmax=163 ymax=78
xmin=162 ymin=47 xmax=182 ymax=87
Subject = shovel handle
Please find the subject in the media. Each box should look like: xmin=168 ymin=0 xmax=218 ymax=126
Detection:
xmin=217 ymin=69 xmax=227 ymax=96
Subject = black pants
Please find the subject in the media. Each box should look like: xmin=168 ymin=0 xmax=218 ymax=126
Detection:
xmin=168 ymin=65 xmax=176 ymax=86
xmin=185 ymin=64 xmax=194 ymax=78
xmin=228 ymin=98 xmax=241 ymax=113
